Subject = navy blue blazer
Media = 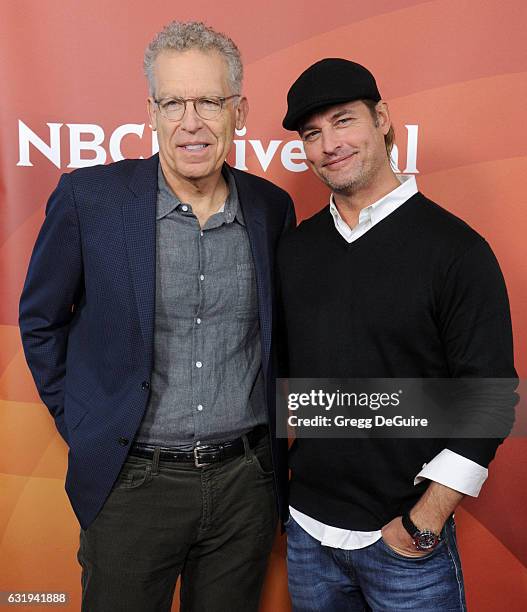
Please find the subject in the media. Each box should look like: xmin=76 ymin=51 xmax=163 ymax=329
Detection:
xmin=19 ymin=154 xmax=296 ymax=529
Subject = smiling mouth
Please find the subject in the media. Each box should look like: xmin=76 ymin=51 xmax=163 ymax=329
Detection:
xmin=179 ymin=144 xmax=210 ymax=151
xmin=323 ymin=152 xmax=357 ymax=167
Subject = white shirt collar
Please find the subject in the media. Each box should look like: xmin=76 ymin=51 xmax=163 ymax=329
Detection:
xmin=329 ymin=175 xmax=418 ymax=243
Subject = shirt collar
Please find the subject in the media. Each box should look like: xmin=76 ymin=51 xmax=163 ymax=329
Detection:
xmin=329 ymin=174 xmax=418 ymax=229
xmin=156 ymin=164 xmax=244 ymax=226
xmin=221 ymin=166 xmax=245 ymax=226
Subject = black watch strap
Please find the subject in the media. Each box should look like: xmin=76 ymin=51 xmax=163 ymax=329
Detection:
xmin=402 ymin=512 xmax=419 ymax=538
xmin=401 ymin=512 xmax=441 ymax=551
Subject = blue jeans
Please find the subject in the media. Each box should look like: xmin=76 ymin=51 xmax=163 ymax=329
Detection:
xmin=286 ymin=515 xmax=466 ymax=612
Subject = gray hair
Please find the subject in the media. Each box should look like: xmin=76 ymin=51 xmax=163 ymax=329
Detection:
xmin=144 ymin=21 xmax=243 ymax=96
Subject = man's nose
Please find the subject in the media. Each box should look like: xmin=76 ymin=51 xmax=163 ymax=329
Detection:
xmin=320 ymin=129 xmax=341 ymax=155
xmin=180 ymin=101 xmax=203 ymax=131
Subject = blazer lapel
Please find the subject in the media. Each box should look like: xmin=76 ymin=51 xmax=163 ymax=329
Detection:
xmin=121 ymin=155 xmax=158 ymax=364
xmin=231 ymin=167 xmax=273 ymax=374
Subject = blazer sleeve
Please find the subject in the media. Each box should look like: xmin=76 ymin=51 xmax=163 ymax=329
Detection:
xmin=19 ymin=173 xmax=84 ymax=444
xmin=281 ymin=195 xmax=297 ymax=237
xmin=275 ymin=195 xmax=296 ymax=378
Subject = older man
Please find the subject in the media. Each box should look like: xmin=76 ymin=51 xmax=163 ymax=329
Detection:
xmin=19 ymin=21 xmax=295 ymax=612
xmin=278 ymin=58 xmax=516 ymax=611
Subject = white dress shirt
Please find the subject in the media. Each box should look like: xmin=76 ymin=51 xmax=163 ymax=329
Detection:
xmin=290 ymin=175 xmax=487 ymax=550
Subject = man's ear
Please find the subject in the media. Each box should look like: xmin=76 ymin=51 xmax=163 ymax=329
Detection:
xmin=375 ymin=100 xmax=392 ymax=136
xmin=235 ymin=96 xmax=249 ymax=130
xmin=147 ymin=97 xmax=158 ymax=131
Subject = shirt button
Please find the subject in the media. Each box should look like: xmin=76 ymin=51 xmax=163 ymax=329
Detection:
xmin=200 ymin=231 xmax=204 ymax=237
xmin=141 ymin=381 xmax=150 ymax=390
xmin=199 ymin=274 xmax=205 ymax=281
xmin=196 ymin=361 xmax=203 ymax=368
xmin=196 ymin=318 xmax=202 ymax=325
xmin=118 ymin=437 xmax=129 ymax=446
xmin=181 ymin=205 xmax=188 ymax=212
xmin=197 ymin=404 xmax=203 ymax=411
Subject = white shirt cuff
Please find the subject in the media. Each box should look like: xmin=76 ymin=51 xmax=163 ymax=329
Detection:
xmin=414 ymin=448 xmax=488 ymax=497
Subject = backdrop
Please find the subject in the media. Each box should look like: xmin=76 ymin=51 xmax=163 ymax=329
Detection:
xmin=1 ymin=1 xmax=526 ymax=610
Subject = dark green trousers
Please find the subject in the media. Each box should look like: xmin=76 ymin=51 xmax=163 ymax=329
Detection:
xmin=78 ymin=434 xmax=278 ymax=612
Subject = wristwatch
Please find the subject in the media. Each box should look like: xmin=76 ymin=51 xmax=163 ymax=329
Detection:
xmin=401 ymin=513 xmax=441 ymax=552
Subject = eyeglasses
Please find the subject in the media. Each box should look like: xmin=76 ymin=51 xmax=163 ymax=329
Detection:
xmin=154 ymin=95 xmax=241 ymax=121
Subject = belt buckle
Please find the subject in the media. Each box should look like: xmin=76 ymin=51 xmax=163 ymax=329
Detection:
xmin=193 ymin=446 xmax=211 ymax=468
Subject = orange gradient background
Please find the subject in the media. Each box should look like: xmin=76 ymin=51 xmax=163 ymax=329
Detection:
xmin=1 ymin=1 xmax=526 ymax=610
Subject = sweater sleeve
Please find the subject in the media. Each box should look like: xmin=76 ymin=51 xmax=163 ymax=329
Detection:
xmin=437 ymin=238 xmax=518 ymax=467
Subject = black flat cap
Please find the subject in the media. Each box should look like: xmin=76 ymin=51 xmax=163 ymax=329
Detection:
xmin=282 ymin=58 xmax=381 ymax=131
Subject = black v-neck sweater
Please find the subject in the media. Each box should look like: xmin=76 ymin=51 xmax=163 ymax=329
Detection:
xmin=277 ymin=192 xmax=517 ymax=530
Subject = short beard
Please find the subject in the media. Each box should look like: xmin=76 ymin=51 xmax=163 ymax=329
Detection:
xmin=319 ymin=167 xmax=370 ymax=195
xmin=324 ymin=175 xmax=364 ymax=195
xmin=320 ymin=154 xmax=384 ymax=195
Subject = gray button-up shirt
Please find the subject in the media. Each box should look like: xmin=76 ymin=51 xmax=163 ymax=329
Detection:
xmin=135 ymin=165 xmax=267 ymax=446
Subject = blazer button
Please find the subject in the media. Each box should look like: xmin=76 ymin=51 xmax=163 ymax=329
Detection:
xmin=141 ymin=381 xmax=150 ymax=390
xmin=118 ymin=437 xmax=129 ymax=446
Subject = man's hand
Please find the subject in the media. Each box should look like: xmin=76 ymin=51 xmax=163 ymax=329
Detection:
xmin=381 ymin=481 xmax=465 ymax=557
xmin=381 ymin=516 xmax=428 ymax=557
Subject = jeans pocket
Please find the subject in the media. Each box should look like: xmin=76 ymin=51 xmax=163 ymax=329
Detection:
xmin=247 ymin=438 xmax=275 ymax=477
xmin=112 ymin=459 xmax=153 ymax=491
xmin=379 ymin=535 xmax=445 ymax=561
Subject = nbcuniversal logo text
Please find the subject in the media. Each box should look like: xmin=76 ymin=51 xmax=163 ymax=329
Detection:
xmin=16 ymin=121 xmax=420 ymax=174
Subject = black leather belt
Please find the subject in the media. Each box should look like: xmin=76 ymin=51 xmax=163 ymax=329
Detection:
xmin=129 ymin=425 xmax=268 ymax=467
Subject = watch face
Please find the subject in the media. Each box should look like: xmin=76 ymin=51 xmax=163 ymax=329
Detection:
xmin=415 ymin=530 xmax=440 ymax=551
